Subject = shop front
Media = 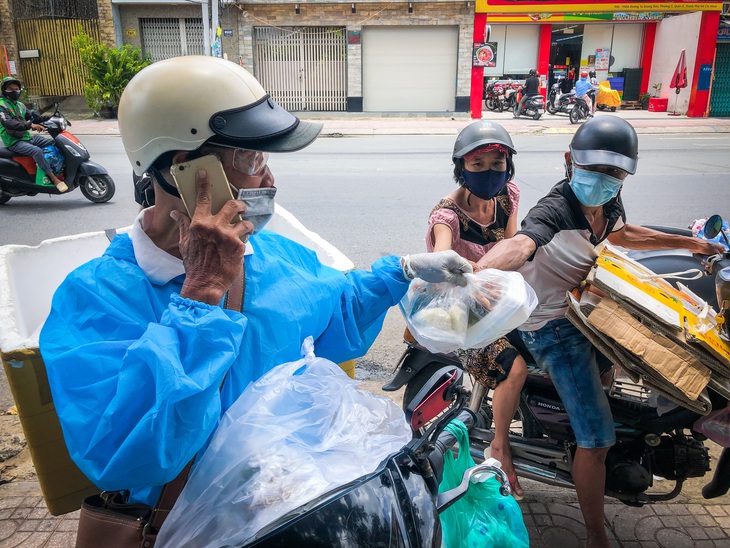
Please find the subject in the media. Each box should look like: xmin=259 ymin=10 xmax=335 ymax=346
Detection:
xmin=470 ymin=1 xmax=723 ymax=118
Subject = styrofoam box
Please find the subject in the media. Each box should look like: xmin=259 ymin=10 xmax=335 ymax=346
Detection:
xmin=0 ymin=203 xmax=354 ymax=354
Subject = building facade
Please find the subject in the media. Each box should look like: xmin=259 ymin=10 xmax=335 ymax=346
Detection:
xmin=0 ymin=0 xmax=727 ymax=117
xmin=470 ymin=1 xmax=724 ymax=118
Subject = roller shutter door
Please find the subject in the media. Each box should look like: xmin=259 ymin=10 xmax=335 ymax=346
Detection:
xmin=362 ymin=26 xmax=458 ymax=112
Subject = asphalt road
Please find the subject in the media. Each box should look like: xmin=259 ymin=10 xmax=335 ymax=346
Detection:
xmin=1 ymin=133 xmax=729 ymax=383
xmin=1 ymin=133 xmax=729 ymax=506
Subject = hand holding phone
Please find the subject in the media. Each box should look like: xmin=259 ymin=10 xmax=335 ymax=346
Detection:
xmin=170 ymin=157 xmax=252 ymax=305
xmin=170 ymin=154 xmax=242 ymax=221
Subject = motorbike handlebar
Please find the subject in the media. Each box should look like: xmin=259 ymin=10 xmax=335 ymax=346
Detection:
xmin=432 ymin=409 xmax=476 ymax=456
xmin=426 ymin=409 xmax=477 ymax=487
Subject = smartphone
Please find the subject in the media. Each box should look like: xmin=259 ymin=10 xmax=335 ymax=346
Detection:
xmin=170 ymin=154 xmax=241 ymax=221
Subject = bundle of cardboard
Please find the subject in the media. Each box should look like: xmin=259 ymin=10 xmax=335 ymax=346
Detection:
xmin=566 ymin=245 xmax=730 ymax=415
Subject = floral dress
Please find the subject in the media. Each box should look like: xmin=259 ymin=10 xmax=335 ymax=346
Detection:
xmin=425 ymin=181 xmax=521 ymax=389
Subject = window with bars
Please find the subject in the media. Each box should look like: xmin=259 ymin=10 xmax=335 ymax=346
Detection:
xmin=11 ymin=0 xmax=98 ymax=20
xmin=140 ymin=18 xmax=205 ymax=63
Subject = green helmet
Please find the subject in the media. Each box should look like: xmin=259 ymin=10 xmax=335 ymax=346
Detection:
xmin=1 ymin=76 xmax=21 ymax=94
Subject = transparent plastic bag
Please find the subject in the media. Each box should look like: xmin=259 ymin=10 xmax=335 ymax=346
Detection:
xmin=156 ymin=337 xmax=411 ymax=548
xmin=694 ymin=404 xmax=730 ymax=447
xmin=399 ymin=268 xmax=537 ymax=354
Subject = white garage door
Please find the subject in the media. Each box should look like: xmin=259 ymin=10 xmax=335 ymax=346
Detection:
xmin=362 ymin=26 xmax=458 ymax=112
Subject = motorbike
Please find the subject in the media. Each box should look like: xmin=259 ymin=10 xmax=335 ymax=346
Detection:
xmin=512 ymin=92 xmax=545 ymax=120
xmin=384 ymin=218 xmax=730 ymax=508
xmin=484 ymin=82 xmax=504 ymax=112
xmin=569 ymin=88 xmax=597 ymax=124
xmin=546 ymin=78 xmax=576 ymax=116
xmin=502 ymin=83 xmax=519 ymax=113
xmin=241 ymin=366 xmax=512 ymax=546
xmin=0 ymin=105 xmax=115 ymax=204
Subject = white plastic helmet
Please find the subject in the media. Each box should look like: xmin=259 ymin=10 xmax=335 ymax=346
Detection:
xmin=119 ymin=56 xmax=322 ymax=176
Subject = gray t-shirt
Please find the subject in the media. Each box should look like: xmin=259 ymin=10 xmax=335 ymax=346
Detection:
xmin=516 ymin=180 xmax=626 ymax=331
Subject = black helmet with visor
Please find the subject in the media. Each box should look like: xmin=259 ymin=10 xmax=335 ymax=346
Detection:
xmin=568 ymin=115 xmax=638 ymax=176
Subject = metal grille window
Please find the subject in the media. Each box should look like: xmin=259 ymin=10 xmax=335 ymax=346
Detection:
xmin=11 ymin=0 xmax=98 ymax=20
xmin=254 ymin=27 xmax=347 ymax=112
xmin=140 ymin=18 xmax=205 ymax=63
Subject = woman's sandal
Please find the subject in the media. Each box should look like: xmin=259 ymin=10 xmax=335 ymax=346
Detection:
xmin=507 ymin=472 xmax=524 ymax=501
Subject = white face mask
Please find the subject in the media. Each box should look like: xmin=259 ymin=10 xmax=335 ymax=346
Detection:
xmin=235 ymin=186 xmax=277 ymax=233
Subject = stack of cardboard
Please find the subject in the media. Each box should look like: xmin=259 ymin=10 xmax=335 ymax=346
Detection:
xmin=566 ymin=245 xmax=730 ymax=415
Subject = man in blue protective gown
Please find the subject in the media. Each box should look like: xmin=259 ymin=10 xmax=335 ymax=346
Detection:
xmin=39 ymin=57 xmax=471 ymax=515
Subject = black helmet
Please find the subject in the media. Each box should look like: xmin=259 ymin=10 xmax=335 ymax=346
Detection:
xmin=589 ymin=70 xmax=596 ymax=79
xmin=569 ymin=116 xmax=638 ymax=175
xmin=1 ymin=76 xmax=21 ymax=94
xmin=452 ymin=120 xmax=516 ymax=183
xmin=529 ymin=69 xmax=537 ymax=77
xmin=453 ymin=120 xmax=516 ymax=160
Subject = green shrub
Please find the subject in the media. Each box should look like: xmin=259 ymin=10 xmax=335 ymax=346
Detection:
xmin=72 ymin=28 xmax=151 ymax=113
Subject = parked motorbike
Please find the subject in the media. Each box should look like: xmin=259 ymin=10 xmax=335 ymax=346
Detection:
xmin=484 ymin=82 xmax=504 ymax=112
xmin=513 ymin=93 xmax=545 ymax=120
xmin=569 ymin=89 xmax=597 ymax=124
xmin=546 ymin=79 xmax=576 ymax=116
xmin=385 ymin=219 xmax=730 ymax=508
xmin=0 ymin=105 xmax=115 ymax=204
xmin=502 ymin=84 xmax=519 ymax=113
xmin=243 ymin=366 xmax=512 ymax=546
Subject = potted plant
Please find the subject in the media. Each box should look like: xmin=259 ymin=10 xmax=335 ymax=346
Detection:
xmin=73 ymin=29 xmax=151 ymax=118
xmin=652 ymin=83 xmax=662 ymax=98
xmin=639 ymin=92 xmax=651 ymax=110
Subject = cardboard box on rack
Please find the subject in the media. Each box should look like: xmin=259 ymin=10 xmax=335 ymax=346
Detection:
xmin=586 ymin=298 xmax=710 ymax=400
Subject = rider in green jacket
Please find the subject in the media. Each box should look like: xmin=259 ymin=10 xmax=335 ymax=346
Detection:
xmin=0 ymin=76 xmax=67 ymax=192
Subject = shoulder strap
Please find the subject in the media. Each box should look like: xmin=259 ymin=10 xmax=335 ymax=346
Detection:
xmin=142 ymin=261 xmax=246 ymax=544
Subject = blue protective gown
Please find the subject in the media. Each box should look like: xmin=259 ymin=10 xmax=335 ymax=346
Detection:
xmin=40 ymin=229 xmax=409 ymax=506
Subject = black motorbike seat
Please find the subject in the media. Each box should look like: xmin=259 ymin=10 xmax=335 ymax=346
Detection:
xmin=0 ymin=146 xmax=18 ymax=159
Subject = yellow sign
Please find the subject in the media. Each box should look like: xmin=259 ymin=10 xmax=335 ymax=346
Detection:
xmin=125 ymin=28 xmax=137 ymax=38
xmin=476 ymin=1 xmax=722 ymax=14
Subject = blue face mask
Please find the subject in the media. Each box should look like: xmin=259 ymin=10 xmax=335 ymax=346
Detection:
xmin=235 ymin=186 xmax=277 ymax=234
xmin=461 ymin=169 xmax=509 ymax=200
xmin=569 ymin=167 xmax=623 ymax=207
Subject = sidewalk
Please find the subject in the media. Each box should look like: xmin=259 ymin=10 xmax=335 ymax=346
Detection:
xmin=1 ymin=472 xmax=729 ymax=547
xmin=1 ymin=379 xmax=728 ymax=547
xmin=64 ymin=107 xmax=730 ymax=138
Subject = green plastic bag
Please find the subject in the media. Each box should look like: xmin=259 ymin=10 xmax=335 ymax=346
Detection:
xmin=438 ymin=420 xmax=530 ymax=548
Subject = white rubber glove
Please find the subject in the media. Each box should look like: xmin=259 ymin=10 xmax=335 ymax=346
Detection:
xmin=402 ymin=250 xmax=473 ymax=287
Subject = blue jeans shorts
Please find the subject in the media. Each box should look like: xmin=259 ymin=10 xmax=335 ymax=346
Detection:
xmin=519 ymin=318 xmax=616 ymax=449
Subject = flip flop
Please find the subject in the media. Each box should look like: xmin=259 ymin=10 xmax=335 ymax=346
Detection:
xmin=507 ymin=472 xmax=524 ymax=501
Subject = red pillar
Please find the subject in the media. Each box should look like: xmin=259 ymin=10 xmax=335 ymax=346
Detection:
xmin=639 ymin=22 xmax=657 ymax=95
xmin=470 ymin=12 xmax=487 ymax=119
xmin=537 ymin=24 xmax=552 ymax=98
xmin=687 ymin=10 xmax=720 ymax=118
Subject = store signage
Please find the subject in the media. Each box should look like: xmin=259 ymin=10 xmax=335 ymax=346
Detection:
xmin=486 ymin=12 xmax=664 ymax=22
xmin=718 ymin=25 xmax=730 ymax=41
xmin=475 ymin=1 xmax=722 ymax=14
xmin=696 ymin=64 xmax=712 ymax=91
xmin=223 ymin=29 xmax=233 ymax=37
xmin=473 ymin=42 xmax=498 ymax=68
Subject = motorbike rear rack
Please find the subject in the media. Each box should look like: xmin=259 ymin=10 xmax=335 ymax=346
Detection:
xmin=609 ymin=378 xmax=652 ymax=405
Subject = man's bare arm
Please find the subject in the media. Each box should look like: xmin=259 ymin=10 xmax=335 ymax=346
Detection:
xmin=477 ymin=234 xmax=537 ymax=271
xmin=607 ymin=224 xmax=725 ymax=255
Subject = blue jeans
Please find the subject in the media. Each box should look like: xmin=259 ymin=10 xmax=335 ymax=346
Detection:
xmin=520 ymin=318 xmax=616 ymax=448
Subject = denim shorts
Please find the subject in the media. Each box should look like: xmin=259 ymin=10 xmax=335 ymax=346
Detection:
xmin=519 ymin=318 xmax=616 ymax=449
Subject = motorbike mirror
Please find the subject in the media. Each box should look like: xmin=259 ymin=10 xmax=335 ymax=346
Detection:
xmin=704 ymin=215 xmax=723 ymax=240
